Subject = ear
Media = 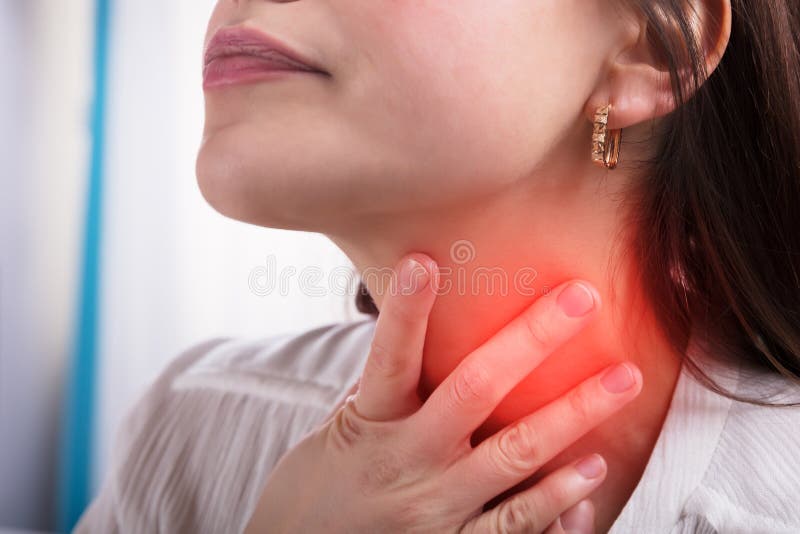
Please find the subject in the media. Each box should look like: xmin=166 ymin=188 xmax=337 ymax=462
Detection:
xmin=585 ymin=0 xmax=732 ymax=129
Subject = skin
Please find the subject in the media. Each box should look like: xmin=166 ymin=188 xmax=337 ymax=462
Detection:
xmin=197 ymin=0 xmax=732 ymax=530
xmin=244 ymin=260 xmax=638 ymax=532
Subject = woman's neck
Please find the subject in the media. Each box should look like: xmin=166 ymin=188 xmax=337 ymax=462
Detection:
xmin=327 ymin=170 xmax=684 ymax=529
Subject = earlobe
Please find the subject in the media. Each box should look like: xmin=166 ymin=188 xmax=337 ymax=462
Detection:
xmin=599 ymin=63 xmax=675 ymax=130
xmin=584 ymin=0 xmax=732 ymax=131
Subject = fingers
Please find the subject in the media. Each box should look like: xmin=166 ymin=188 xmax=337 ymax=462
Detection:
xmin=409 ymin=280 xmax=601 ymax=453
xmin=353 ymin=254 xmax=438 ymax=421
xmin=548 ymin=499 xmax=595 ymax=534
xmin=462 ymin=455 xmax=605 ymax=534
xmin=448 ymin=361 xmax=641 ymax=506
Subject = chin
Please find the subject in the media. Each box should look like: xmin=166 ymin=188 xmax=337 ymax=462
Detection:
xmin=195 ymin=143 xmax=253 ymax=223
xmin=195 ymin=143 xmax=358 ymax=232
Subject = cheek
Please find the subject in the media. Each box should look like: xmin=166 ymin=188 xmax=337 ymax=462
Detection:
xmin=348 ymin=1 xmax=598 ymax=195
xmin=204 ymin=2 xmax=232 ymax=48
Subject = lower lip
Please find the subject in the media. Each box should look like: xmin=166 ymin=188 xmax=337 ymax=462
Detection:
xmin=202 ymin=55 xmax=324 ymax=90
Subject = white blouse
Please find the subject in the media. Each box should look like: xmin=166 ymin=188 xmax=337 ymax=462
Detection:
xmin=75 ymin=318 xmax=800 ymax=533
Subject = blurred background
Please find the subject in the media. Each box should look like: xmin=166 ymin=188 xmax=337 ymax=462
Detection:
xmin=0 ymin=1 xmax=361 ymax=531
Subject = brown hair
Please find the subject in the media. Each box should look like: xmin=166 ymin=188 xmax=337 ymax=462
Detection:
xmin=355 ymin=0 xmax=800 ymax=407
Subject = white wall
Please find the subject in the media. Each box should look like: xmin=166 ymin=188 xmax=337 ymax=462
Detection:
xmin=0 ymin=0 xmax=92 ymax=530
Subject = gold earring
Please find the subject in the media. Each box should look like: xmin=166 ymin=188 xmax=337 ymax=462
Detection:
xmin=591 ymin=104 xmax=622 ymax=170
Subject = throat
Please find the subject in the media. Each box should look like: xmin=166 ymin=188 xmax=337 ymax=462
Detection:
xmin=470 ymin=348 xmax=682 ymax=531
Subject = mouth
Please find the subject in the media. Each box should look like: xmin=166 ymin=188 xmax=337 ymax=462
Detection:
xmin=203 ymin=25 xmax=329 ymax=89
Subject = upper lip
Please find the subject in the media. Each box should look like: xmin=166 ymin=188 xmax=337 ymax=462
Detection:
xmin=204 ymin=25 xmax=328 ymax=75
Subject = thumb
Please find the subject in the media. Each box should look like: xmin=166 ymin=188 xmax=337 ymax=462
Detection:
xmin=352 ymin=254 xmax=438 ymax=421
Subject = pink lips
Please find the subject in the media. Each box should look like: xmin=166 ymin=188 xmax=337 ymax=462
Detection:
xmin=203 ymin=25 xmax=328 ymax=89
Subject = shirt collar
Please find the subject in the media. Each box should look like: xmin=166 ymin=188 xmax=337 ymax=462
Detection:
xmin=608 ymin=328 xmax=741 ymax=532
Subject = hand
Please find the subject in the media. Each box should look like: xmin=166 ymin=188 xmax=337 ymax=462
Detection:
xmin=244 ymin=253 xmax=642 ymax=533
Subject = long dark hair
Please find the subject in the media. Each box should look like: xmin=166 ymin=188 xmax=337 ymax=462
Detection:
xmin=356 ymin=0 xmax=800 ymax=407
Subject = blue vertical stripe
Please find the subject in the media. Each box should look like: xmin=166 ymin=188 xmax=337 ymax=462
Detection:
xmin=58 ymin=0 xmax=111 ymax=531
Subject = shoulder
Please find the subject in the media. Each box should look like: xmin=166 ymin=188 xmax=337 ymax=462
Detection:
xmin=174 ymin=317 xmax=377 ymax=408
xmin=75 ymin=318 xmax=377 ymax=534
xmin=686 ymin=365 xmax=800 ymax=533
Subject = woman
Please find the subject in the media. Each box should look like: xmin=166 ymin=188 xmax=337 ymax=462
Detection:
xmin=76 ymin=0 xmax=800 ymax=532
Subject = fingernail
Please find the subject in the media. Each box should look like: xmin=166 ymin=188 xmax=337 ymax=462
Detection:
xmin=556 ymin=282 xmax=595 ymax=317
xmin=398 ymin=258 xmax=429 ymax=295
xmin=574 ymin=453 xmax=605 ymax=479
xmin=601 ymin=363 xmax=635 ymax=393
xmin=559 ymin=500 xmax=594 ymax=534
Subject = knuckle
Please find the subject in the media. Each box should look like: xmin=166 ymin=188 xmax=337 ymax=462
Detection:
xmin=368 ymin=339 xmax=405 ymax=377
xmin=495 ymin=424 xmax=540 ymax=476
xmin=397 ymin=490 xmax=451 ymax=532
xmin=496 ymin=497 xmax=540 ymax=534
xmin=451 ymin=361 xmax=495 ymax=408
xmin=358 ymin=449 xmax=406 ymax=492
xmin=521 ymin=313 xmax=551 ymax=351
